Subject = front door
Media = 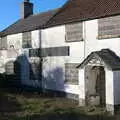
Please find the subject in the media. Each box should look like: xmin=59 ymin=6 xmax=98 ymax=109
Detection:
xmin=85 ymin=66 xmax=106 ymax=106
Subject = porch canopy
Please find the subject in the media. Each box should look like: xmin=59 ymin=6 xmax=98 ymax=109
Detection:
xmin=77 ymin=49 xmax=120 ymax=70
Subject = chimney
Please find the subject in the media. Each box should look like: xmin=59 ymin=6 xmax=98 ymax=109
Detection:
xmin=21 ymin=0 xmax=33 ymax=19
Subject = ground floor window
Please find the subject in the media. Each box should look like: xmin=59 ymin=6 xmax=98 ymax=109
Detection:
xmin=65 ymin=63 xmax=79 ymax=85
xmin=29 ymin=58 xmax=42 ymax=80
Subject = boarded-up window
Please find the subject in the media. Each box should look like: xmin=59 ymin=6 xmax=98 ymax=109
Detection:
xmin=98 ymin=15 xmax=120 ymax=39
xmin=29 ymin=58 xmax=42 ymax=80
xmin=65 ymin=22 xmax=83 ymax=42
xmin=22 ymin=32 xmax=32 ymax=48
xmin=5 ymin=61 xmax=21 ymax=82
xmin=29 ymin=46 xmax=69 ymax=57
xmin=5 ymin=61 xmax=14 ymax=75
xmin=0 ymin=37 xmax=7 ymax=50
xmin=65 ymin=63 xmax=79 ymax=85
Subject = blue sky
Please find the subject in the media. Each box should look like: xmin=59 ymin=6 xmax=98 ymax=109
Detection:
xmin=0 ymin=0 xmax=67 ymax=31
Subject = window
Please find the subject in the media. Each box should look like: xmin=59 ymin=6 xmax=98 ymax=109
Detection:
xmin=65 ymin=63 xmax=79 ymax=85
xmin=5 ymin=61 xmax=14 ymax=75
xmin=98 ymin=15 xmax=120 ymax=39
xmin=29 ymin=58 xmax=42 ymax=80
xmin=65 ymin=22 xmax=83 ymax=42
xmin=22 ymin=32 xmax=32 ymax=48
xmin=0 ymin=37 xmax=7 ymax=50
xmin=29 ymin=46 xmax=69 ymax=57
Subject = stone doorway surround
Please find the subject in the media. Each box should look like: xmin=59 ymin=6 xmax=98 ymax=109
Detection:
xmin=77 ymin=49 xmax=120 ymax=114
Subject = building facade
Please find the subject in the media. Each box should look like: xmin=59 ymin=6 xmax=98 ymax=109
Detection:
xmin=1 ymin=0 xmax=120 ymax=114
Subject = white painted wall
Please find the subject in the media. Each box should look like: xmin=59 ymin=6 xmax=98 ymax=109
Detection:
xmin=41 ymin=25 xmax=84 ymax=95
xmin=1 ymin=16 xmax=119 ymax=105
xmin=84 ymin=19 xmax=120 ymax=107
xmin=7 ymin=33 xmax=22 ymax=50
xmin=113 ymin=71 xmax=120 ymax=105
xmin=79 ymin=68 xmax=85 ymax=105
xmin=31 ymin=30 xmax=40 ymax=48
xmin=41 ymin=26 xmax=66 ymax=48
xmin=105 ymin=67 xmax=114 ymax=105
xmin=84 ymin=19 xmax=120 ymax=57
xmin=42 ymin=56 xmax=80 ymax=94
xmin=0 ymin=50 xmax=7 ymax=73
xmin=41 ymin=26 xmax=84 ymax=63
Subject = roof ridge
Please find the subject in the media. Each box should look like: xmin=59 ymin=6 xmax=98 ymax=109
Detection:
xmin=45 ymin=0 xmax=70 ymax=27
xmin=29 ymin=8 xmax=60 ymax=18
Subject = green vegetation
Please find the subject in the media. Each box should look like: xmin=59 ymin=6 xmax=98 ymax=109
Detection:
xmin=0 ymin=88 xmax=117 ymax=120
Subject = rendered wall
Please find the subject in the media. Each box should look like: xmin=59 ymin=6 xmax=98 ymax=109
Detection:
xmin=21 ymin=30 xmax=42 ymax=87
xmin=113 ymin=71 xmax=120 ymax=105
xmin=84 ymin=19 xmax=120 ymax=57
xmin=105 ymin=67 xmax=114 ymax=112
xmin=41 ymin=25 xmax=84 ymax=95
xmin=79 ymin=68 xmax=85 ymax=105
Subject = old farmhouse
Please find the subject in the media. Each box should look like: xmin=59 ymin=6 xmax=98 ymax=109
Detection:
xmin=1 ymin=0 xmax=120 ymax=114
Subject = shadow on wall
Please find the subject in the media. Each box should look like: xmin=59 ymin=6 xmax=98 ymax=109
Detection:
xmin=42 ymin=66 xmax=67 ymax=97
xmin=0 ymin=54 xmax=67 ymax=98
xmin=43 ymin=67 xmax=64 ymax=89
xmin=0 ymin=54 xmax=39 ymax=88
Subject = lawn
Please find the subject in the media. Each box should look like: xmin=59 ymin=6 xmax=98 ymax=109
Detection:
xmin=0 ymin=88 xmax=119 ymax=120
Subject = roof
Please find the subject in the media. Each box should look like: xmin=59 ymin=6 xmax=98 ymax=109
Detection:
xmin=77 ymin=49 xmax=120 ymax=70
xmin=0 ymin=9 xmax=59 ymax=37
xmin=46 ymin=0 xmax=120 ymax=27
xmin=2 ymin=0 xmax=120 ymax=36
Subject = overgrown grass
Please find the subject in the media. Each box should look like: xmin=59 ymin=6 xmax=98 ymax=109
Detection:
xmin=0 ymin=88 xmax=118 ymax=120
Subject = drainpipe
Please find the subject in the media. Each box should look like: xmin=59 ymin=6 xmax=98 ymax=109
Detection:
xmin=39 ymin=30 xmax=43 ymax=92
xmin=83 ymin=21 xmax=86 ymax=59
xmin=83 ymin=21 xmax=87 ymax=104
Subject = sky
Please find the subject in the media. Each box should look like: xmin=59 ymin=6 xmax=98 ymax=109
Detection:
xmin=0 ymin=0 xmax=67 ymax=31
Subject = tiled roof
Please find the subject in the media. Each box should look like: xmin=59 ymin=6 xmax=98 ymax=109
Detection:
xmin=46 ymin=0 xmax=120 ymax=27
xmin=77 ymin=49 xmax=120 ymax=70
xmin=0 ymin=9 xmax=59 ymax=37
xmin=1 ymin=0 xmax=120 ymax=36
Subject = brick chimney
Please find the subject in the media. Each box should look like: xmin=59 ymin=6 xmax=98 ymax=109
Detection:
xmin=21 ymin=0 xmax=33 ymax=19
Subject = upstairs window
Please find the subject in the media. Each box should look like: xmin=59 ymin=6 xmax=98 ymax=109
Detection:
xmin=65 ymin=22 xmax=83 ymax=42
xmin=0 ymin=36 xmax=7 ymax=50
xmin=22 ymin=32 xmax=32 ymax=48
xmin=98 ymin=15 xmax=120 ymax=39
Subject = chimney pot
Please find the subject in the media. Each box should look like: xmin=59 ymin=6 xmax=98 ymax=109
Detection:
xmin=21 ymin=0 xmax=33 ymax=19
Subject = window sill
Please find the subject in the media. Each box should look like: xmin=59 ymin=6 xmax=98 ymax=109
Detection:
xmin=64 ymin=81 xmax=78 ymax=85
xmin=97 ymin=35 xmax=120 ymax=40
xmin=65 ymin=39 xmax=84 ymax=43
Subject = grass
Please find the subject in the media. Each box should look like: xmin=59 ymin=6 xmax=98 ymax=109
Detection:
xmin=0 ymin=88 xmax=119 ymax=120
